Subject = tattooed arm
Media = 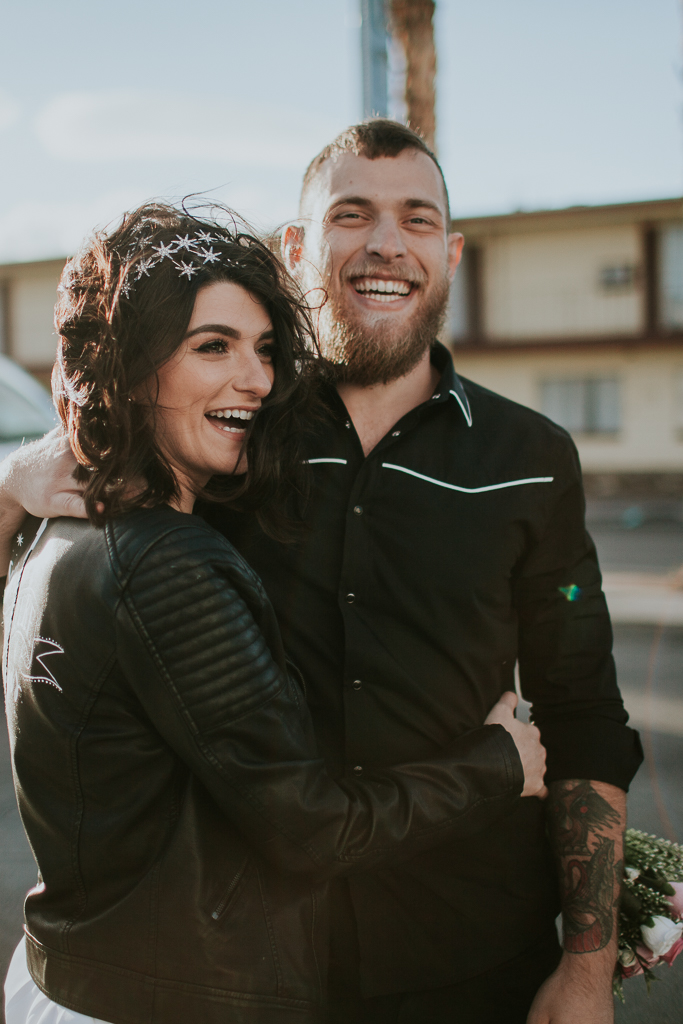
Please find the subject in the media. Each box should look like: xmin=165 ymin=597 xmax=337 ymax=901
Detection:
xmin=527 ymin=779 xmax=626 ymax=1024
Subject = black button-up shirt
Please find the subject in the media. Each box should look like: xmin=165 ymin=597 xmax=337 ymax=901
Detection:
xmin=204 ymin=343 xmax=642 ymax=996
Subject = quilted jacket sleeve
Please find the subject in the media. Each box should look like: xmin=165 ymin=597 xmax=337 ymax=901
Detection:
xmin=112 ymin=516 xmax=524 ymax=878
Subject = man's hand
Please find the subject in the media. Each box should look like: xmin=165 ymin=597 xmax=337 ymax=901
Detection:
xmin=484 ymin=691 xmax=548 ymax=798
xmin=527 ymin=948 xmax=615 ymax=1023
xmin=2 ymin=429 xmax=86 ymax=520
xmin=0 ymin=430 xmax=86 ymax=575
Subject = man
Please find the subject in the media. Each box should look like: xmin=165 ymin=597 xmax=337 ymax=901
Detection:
xmin=1 ymin=121 xmax=641 ymax=1023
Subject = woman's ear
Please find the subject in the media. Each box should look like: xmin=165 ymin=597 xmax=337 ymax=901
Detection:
xmin=281 ymin=224 xmax=305 ymax=274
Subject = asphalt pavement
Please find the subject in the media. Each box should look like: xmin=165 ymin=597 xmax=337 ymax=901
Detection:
xmin=1 ymin=523 xmax=683 ymax=1023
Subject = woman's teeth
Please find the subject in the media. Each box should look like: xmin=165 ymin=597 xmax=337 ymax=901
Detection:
xmin=206 ymin=409 xmax=253 ymax=433
xmin=353 ymin=278 xmax=412 ymax=302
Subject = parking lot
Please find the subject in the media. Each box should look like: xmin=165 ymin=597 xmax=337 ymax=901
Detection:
xmin=1 ymin=521 xmax=683 ymax=1022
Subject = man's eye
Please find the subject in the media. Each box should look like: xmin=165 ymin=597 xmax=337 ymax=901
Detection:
xmin=197 ymin=339 xmax=228 ymax=354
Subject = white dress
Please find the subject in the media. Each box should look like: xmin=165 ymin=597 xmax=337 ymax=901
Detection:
xmin=4 ymin=939 xmax=113 ymax=1024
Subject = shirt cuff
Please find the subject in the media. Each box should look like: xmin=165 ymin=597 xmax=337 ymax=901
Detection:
xmin=540 ymin=717 xmax=643 ymax=791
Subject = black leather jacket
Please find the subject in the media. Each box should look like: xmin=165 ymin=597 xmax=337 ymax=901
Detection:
xmin=3 ymin=508 xmax=523 ymax=1024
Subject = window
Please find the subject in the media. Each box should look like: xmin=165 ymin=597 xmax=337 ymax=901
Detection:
xmin=540 ymin=378 xmax=620 ymax=435
xmin=598 ymin=264 xmax=637 ymax=291
xmin=660 ymin=225 xmax=683 ymax=330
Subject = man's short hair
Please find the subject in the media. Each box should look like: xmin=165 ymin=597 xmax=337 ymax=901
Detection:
xmin=300 ymin=119 xmax=451 ymax=219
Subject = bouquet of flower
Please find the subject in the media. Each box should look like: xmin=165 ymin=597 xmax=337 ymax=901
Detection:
xmin=614 ymin=828 xmax=683 ymax=1001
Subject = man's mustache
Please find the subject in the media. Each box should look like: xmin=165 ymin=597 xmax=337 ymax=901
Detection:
xmin=340 ymin=262 xmax=428 ymax=287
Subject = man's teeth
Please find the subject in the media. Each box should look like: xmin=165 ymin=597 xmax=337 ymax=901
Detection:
xmin=206 ymin=409 xmax=253 ymax=432
xmin=354 ymin=278 xmax=412 ymax=300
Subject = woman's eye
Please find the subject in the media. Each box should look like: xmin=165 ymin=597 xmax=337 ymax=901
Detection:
xmin=257 ymin=344 xmax=274 ymax=362
xmin=197 ymin=339 xmax=228 ymax=354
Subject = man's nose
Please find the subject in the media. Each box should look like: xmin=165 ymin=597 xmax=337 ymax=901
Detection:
xmin=365 ymin=216 xmax=407 ymax=262
xmin=232 ymin=352 xmax=273 ymax=398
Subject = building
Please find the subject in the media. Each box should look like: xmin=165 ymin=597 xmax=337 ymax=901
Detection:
xmin=2 ymin=196 xmax=683 ymax=517
xmin=0 ymin=257 xmax=65 ymax=388
xmin=448 ymin=197 xmax=683 ymax=517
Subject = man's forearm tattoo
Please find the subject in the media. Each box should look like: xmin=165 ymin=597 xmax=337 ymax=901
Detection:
xmin=548 ymin=780 xmax=624 ymax=953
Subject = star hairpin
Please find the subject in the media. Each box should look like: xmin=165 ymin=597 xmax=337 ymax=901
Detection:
xmin=199 ymin=247 xmax=220 ymax=264
xmin=152 ymin=241 xmax=177 ymax=260
xmin=195 ymin=230 xmax=217 ymax=245
xmin=134 ymin=257 xmax=158 ymax=280
xmin=177 ymin=261 xmax=199 ymax=279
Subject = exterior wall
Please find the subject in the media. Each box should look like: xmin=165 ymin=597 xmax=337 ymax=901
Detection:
xmin=0 ymin=259 xmax=65 ymax=374
xmin=451 ymin=346 xmax=683 ymax=474
xmin=481 ymin=225 xmax=643 ymax=341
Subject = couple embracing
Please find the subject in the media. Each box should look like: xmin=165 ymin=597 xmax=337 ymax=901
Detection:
xmin=1 ymin=120 xmax=641 ymax=1024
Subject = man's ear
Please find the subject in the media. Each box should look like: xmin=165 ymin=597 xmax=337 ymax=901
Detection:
xmin=282 ymin=224 xmax=305 ymax=274
xmin=447 ymin=232 xmax=465 ymax=282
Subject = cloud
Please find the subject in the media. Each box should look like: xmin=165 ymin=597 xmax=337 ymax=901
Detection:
xmin=34 ymin=91 xmax=343 ymax=168
xmin=0 ymin=180 xmax=300 ymax=264
xmin=0 ymin=91 xmax=20 ymax=133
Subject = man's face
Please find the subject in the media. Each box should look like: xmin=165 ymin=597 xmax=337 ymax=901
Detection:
xmin=292 ymin=150 xmax=463 ymax=386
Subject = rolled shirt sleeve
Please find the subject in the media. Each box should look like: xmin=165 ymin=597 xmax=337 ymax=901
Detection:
xmin=513 ymin=437 xmax=643 ymax=790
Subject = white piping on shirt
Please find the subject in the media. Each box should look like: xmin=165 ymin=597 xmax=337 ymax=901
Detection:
xmin=449 ymin=389 xmax=472 ymax=427
xmin=381 ymin=463 xmax=554 ymax=493
xmin=306 ymin=458 xmax=348 ymax=465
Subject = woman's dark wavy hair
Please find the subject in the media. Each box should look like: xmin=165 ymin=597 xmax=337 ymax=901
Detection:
xmin=53 ymin=201 xmax=321 ymax=538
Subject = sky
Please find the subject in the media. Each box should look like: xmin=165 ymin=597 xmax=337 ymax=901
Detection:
xmin=0 ymin=0 xmax=681 ymax=263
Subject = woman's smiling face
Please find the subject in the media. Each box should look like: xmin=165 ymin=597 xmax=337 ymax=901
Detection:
xmin=152 ymin=280 xmax=275 ymax=509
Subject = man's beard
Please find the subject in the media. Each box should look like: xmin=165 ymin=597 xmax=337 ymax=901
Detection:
xmin=318 ymin=272 xmax=451 ymax=388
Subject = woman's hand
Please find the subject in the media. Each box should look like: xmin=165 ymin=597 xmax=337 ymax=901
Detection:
xmin=485 ymin=691 xmax=548 ymax=799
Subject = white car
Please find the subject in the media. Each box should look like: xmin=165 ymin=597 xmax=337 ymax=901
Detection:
xmin=0 ymin=354 xmax=58 ymax=462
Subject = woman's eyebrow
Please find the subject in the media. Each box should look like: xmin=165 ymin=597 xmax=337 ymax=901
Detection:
xmin=185 ymin=324 xmax=275 ymax=341
xmin=185 ymin=323 xmax=240 ymax=339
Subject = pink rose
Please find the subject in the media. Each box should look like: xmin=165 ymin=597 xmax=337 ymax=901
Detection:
xmin=662 ymin=935 xmax=683 ymax=967
xmin=666 ymin=882 xmax=683 ymax=921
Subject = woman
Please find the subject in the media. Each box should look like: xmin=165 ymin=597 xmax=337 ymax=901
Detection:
xmin=2 ymin=203 xmax=527 ymax=1024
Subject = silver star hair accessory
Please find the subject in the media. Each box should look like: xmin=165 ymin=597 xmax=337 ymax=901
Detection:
xmin=195 ymin=230 xmax=217 ymax=245
xmin=174 ymin=235 xmax=194 ymax=251
xmin=134 ymin=257 xmax=157 ymax=280
xmin=177 ymin=261 xmax=198 ymax=279
xmin=200 ymin=247 xmax=220 ymax=264
xmin=152 ymin=241 xmax=177 ymax=260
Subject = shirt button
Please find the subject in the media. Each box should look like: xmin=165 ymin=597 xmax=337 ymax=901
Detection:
xmin=353 ymin=505 xmax=363 ymax=515
xmin=391 ymin=430 xmax=400 ymax=437
xmin=352 ymin=679 xmax=362 ymax=690
xmin=345 ymin=593 xmax=355 ymax=604
xmin=353 ymin=765 xmax=363 ymax=775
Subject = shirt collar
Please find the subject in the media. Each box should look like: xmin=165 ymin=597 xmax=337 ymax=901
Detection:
xmin=430 ymin=342 xmax=473 ymax=428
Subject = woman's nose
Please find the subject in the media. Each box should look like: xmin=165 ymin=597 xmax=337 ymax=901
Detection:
xmin=232 ymin=352 xmax=273 ymax=398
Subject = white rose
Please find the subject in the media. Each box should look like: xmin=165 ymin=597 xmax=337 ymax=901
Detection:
xmin=641 ymin=916 xmax=683 ymax=958
xmin=624 ymin=866 xmax=640 ymax=881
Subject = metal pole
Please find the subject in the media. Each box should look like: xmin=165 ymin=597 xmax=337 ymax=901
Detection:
xmin=361 ymin=0 xmax=389 ymax=118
